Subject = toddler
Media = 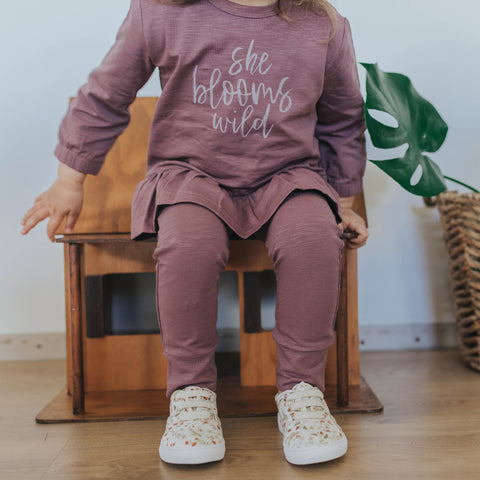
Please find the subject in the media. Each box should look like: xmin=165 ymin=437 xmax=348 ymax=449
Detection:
xmin=21 ymin=0 xmax=368 ymax=466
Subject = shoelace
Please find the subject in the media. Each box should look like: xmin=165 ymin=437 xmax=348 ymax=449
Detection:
xmin=285 ymin=389 xmax=328 ymax=421
xmin=172 ymin=391 xmax=215 ymax=421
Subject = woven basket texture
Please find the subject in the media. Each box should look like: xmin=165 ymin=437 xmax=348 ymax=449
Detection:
xmin=437 ymin=191 xmax=480 ymax=371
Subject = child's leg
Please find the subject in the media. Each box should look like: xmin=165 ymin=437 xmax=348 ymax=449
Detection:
xmin=153 ymin=203 xmax=230 ymax=397
xmin=264 ymin=191 xmax=344 ymax=393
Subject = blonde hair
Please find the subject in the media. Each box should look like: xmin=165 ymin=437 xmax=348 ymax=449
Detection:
xmin=278 ymin=0 xmax=336 ymax=27
xmin=164 ymin=0 xmax=337 ymax=33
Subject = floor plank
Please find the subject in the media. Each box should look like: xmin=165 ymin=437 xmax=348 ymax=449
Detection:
xmin=1 ymin=349 xmax=480 ymax=479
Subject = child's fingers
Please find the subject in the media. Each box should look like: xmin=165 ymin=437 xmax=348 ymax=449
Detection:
xmin=21 ymin=201 xmax=45 ymax=225
xmin=347 ymin=238 xmax=367 ymax=249
xmin=20 ymin=205 xmax=49 ymax=235
xmin=343 ymin=220 xmax=369 ymax=249
xmin=21 ymin=191 xmax=49 ymax=225
xmin=346 ymin=229 xmax=369 ymax=249
xmin=46 ymin=213 xmax=65 ymax=243
xmin=64 ymin=211 xmax=80 ymax=233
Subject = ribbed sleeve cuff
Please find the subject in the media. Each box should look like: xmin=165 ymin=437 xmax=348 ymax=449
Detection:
xmin=329 ymin=178 xmax=363 ymax=197
xmin=54 ymin=143 xmax=103 ymax=175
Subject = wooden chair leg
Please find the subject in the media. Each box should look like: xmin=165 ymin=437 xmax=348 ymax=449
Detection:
xmin=68 ymin=243 xmax=85 ymax=414
xmin=336 ymin=248 xmax=349 ymax=407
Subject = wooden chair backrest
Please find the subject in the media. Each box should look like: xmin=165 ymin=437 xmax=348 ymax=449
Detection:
xmin=59 ymin=95 xmax=367 ymax=234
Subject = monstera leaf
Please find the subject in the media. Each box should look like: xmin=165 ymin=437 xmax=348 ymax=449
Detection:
xmin=362 ymin=63 xmax=448 ymax=197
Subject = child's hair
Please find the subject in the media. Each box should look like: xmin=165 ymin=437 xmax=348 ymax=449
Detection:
xmin=164 ymin=0 xmax=337 ymax=32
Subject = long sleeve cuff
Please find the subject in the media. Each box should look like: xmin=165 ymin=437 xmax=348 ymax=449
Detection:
xmin=328 ymin=178 xmax=363 ymax=198
xmin=54 ymin=143 xmax=104 ymax=175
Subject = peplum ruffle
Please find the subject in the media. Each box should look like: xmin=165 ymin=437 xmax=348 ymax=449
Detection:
xmin=130 ymin=163 xmax=342 ymax=241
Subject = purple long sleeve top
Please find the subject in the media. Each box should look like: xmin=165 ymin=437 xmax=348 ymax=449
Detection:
xmin=55 ymin=0 xmax=366 ymax=240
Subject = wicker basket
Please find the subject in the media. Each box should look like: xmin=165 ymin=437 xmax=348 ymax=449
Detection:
xmin=436 ymin=191 xmax=480 ymax=371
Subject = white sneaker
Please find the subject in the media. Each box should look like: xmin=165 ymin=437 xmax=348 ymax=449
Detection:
xmin=159 ymin=386 xmax=225 ymax=464
xmin=275 ymin=382 xmax=348 ymax=465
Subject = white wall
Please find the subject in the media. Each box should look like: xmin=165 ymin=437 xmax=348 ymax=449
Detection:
xmin=1 ymin=1 xmax=479 ymax=348
xmin=336 ymin=0 xmax=480 ymax=330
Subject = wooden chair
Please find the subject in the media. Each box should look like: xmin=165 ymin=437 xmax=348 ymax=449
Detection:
xmin=36 ymin=97 xmax=382 ymax=423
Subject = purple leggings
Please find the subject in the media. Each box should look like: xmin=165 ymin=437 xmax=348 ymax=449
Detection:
xmin=152 ymin=191 xmax=344 ymax=396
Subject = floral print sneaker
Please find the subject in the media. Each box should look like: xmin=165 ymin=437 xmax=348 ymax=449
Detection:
xmin=275 ymin=382 xmax=348 ymax=465
xmin=159 ymin=386 xmax=225 ymax=464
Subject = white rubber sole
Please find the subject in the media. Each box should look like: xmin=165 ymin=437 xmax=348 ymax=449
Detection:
xmin=159 ymin=443 xmax=225 ymax=465
xmin=283 ymin=437 xmax=348 ymax=465
xmin=278 ymin=415 xmax=348 ymax=465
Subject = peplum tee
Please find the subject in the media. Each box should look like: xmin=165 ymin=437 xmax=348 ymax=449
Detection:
xmin=54 ymin=0 xmax=367 ymax=240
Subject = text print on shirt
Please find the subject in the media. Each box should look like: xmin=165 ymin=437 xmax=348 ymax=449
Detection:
xmin=192 ymin=40 xmax=293 ymax=139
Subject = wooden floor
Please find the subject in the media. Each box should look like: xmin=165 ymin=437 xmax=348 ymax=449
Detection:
xmin=1 ymin=349 xmax=480 ymax=480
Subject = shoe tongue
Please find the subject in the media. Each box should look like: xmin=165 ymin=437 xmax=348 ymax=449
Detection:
xmin=292 ymin=382 xmax=313 ymax=392
xmin=184 ymin=386 xmax=204 ymax=392
xmin=290 ymin=382 xmax=325 ymax=402
xmin=182 ymin=386 xmax=213 ymax=402
xmin=183 ymin=386 xmax=211 ymax=395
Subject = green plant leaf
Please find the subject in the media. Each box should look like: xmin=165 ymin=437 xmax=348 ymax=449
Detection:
xmin=370 ymin=149 xmax=446 ymax=196
xmin=361 ymin=63 xmax=448 ymax=197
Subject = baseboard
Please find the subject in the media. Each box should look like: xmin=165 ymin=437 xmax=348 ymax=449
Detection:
xmin=216 ymin=323 xmax=460 ymax=353
xmin=0 ymin=323 xmax=459 ymax=361
xmin=0 ymin=333 xmax=66 ymax=361
xmin=357 ymin=323 xmax=459 ymax=351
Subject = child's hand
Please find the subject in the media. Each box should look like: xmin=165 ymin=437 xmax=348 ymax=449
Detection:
xmin=20 ymin=163 xmax=86 ymax=243
xmin=339 ymin=196 xmax=369 ymax=249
